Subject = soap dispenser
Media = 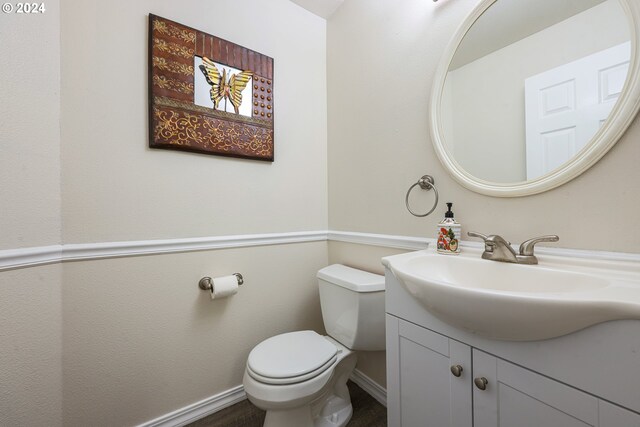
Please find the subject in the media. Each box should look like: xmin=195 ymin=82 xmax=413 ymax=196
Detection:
xmin=437 ymin=202 xmax=461 ymax=255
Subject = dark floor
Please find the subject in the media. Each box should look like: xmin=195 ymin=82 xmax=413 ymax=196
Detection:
xmin=188 ymin=381 xmax=387 ymax=427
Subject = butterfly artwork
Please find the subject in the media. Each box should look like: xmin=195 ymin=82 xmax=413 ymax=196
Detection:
xmin=150 ymin=15 xmax=273 ymax=160
xmin=198 ymin=57 xmax=254 ymax=114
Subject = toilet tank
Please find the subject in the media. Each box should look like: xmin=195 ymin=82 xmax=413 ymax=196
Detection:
xmin=317 ymin=264 xmax=385 ymax=351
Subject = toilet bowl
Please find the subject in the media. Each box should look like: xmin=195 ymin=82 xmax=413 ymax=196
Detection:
xmin=243 ymin=333 xmax=356 ymax=427
xmin=243 ymin=265 xmax=385 ymax=427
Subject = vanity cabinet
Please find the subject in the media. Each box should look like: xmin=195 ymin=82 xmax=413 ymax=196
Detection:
xmin=474 ymin=349 xmax=604 ymax=427
xmin=387 ymin=315 xmax=640 ymax=427
xmin=386 ymin=315 xmax=472 ymax=427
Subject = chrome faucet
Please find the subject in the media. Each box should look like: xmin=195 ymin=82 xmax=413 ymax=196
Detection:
xmin=467 ymin=232 xmax=559 ymax=265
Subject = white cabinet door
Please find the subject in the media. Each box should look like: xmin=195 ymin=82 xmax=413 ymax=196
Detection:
xmin=599 ymin=401 xmax=640 ymax=427
xmin=473 ymin=349 xmax=599 ymax=427
xmin=386 ymin=315 xmax=471 ymax=427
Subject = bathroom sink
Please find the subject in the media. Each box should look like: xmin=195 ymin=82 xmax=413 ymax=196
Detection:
xmin=382 ymin=248 xmax=640 ymax=341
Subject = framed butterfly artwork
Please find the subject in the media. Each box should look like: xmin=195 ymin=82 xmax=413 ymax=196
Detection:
xmin=148 ymin=14 xmax=274 ymax=161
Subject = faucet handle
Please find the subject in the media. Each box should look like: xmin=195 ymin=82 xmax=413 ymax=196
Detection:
xmin=467 ymin=231 xmax=499 ymax=252
xmin=467 ymin=231 xmax=489 ymax=241
xmin=519 ymin=235 xmax=559 ymax=256
xmin=468 ymin=231 xmax=510 ymax=246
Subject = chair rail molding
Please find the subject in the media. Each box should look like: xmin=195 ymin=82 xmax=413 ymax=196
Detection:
xmin=0 ymin=245 xmax=62 ymax=271
xmin=1 ymin=230 xmax=639 ymax=272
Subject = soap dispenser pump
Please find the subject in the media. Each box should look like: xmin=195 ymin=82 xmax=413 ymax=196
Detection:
xmin=437 ymin=202 xmax=461 ymax=254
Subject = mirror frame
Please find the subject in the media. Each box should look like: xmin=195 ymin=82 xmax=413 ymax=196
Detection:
xmin=430 ymin=0 xmax=640 ymax=197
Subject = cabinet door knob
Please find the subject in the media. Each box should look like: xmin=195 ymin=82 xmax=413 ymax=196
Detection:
xmin=450 ymin=365 xmax=463 ymax=377
xmin=474 ymin=377 xmax=488 ymax=390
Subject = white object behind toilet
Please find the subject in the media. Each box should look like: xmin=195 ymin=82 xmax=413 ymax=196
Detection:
xmin=317 ymin=264 xmax=385 ymax=350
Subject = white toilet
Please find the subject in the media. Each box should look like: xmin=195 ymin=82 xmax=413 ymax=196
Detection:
xmin=242 ymin=264 xmax=385 ymax=427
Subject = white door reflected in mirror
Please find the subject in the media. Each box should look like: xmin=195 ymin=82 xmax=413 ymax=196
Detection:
xmin=524 ymin=42 xmax=630 ymax=180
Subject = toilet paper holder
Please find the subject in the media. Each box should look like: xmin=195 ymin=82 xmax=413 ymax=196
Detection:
xmin=198 ymin=273 xmax=244 ymax=291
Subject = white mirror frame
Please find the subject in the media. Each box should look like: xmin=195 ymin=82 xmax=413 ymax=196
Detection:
xmin=430 ymin=0 xmax=640 ymax=197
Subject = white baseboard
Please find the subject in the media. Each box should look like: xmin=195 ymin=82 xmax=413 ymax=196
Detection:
xmin=137 ymin=369 xmax=386 ymax=427
xmin=350 ymin=368 xmax=387 ymax=407
xmin=137 ymin=385 xmax=246 ymax=427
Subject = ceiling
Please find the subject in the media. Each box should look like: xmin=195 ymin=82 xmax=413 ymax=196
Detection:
xmin=289 ymin=0 xmax=345 ymax=19
xmin=288 ymin=0 xmax=613 ymax=63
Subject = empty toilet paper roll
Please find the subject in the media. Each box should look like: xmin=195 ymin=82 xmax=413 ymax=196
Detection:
xmin=209 ymin=275 xmax=239 ymax=300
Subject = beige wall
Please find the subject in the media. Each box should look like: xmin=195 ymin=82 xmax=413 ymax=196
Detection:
xmin=0 ymin=265 xmax=62 ymax=427
xmin=327 ymin=241 xmax=408 ymax=277
xmin=0 ymin=3 xmax=63 ymax=427
xmin=63 ymin=243 xmax=327 ymax=426
xmin=327 ymin=0 xmax=640 ymax=253
xmin=60 ymin=0 xmax=327 ymax=243
xmin=58 ymin=0 xmax=328 ymax=425
xmin=0 ymin=1 xmax=61 ymax=250
xmin=1 ymin=0 xmax=328 ymax=425
xmin=327 ymin=0 xmax=640 ymax=389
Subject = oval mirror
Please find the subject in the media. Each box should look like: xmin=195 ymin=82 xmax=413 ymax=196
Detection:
xmin=430 ymin=0 xmax=640 ymax=197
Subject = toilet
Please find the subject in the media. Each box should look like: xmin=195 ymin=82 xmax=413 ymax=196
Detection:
xmin=242 ymin=264 xmax=385 ymax=427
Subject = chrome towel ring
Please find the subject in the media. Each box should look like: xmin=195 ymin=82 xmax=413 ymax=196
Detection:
xmin=405 ymin=175 xmax=439 ymax=217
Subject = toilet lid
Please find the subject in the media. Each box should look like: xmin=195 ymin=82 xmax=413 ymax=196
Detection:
xmin=247 ymin=331 xmax=338 ymax=382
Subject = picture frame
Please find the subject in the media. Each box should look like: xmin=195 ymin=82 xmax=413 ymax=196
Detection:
xmin=148 ymin=14 xmax=274 ymax=161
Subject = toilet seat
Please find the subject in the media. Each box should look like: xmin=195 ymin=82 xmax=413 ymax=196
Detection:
xmin=247 ymin=331 xmax=338 ymax=385
xmin=247 ymin=355 xmax=337 ymax=385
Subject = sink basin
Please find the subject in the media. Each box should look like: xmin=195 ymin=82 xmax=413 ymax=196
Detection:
xmin=383 ymin=248 xmax=640 ymax=341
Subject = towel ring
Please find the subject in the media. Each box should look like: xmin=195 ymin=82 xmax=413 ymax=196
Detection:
xmin=405 ymin=175 xmax=439 ymax=217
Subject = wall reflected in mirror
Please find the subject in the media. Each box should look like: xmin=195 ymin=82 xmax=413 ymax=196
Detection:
xmin=441 ymin=0 xmax=630 ymax=183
